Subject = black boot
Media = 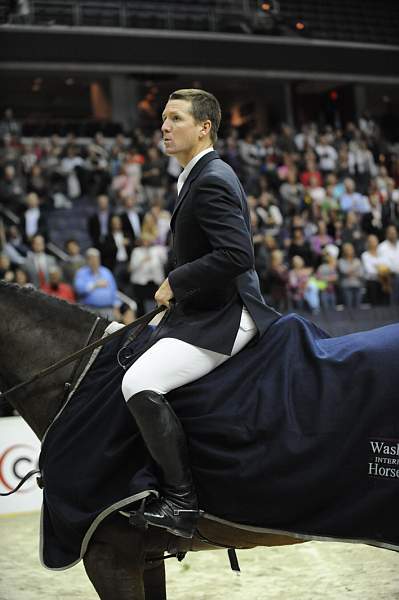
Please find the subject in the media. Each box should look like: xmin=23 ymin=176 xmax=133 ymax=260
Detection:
xmin=126 ymin=390 xmax=200 ymax=538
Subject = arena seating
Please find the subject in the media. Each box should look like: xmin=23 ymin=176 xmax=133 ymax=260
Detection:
xmin=2 ymin=0 xmax=399 ymax=44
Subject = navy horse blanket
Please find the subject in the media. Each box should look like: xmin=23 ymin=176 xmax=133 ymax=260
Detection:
xmin=39 ymin=314 xmax=399 ymax=569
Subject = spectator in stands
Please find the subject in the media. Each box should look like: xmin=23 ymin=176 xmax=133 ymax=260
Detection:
xmin=20 ymin=142 xmax=38 ymax=176
xmin=341 ymin=211 xmax=365 ymax=257
xmin=99 ymin=214 xmax=132 ymax=290
xmin=221 ymin=135 xmax=242 ymax=180
xmin=27 ymin=163 xmax=49 ymax=201
xmin=378 ymin=224 xmax=399 ymax=304
xmin=288 ymin=255 xmax=319 ymax=313
xmin=306 ymin=174 xmax=326 ymax=216
xmin=41 ymin=266 xmax=76 ymax=303
xmin=119 ymin=195 xmax=142 ymax=246
xmin=0 ymin=108 xmax=21 ymax=138
xmin=61 ymin=239 xmax=86 ymax=285
xmin=380 ymin=177 xmax=399 ymax=228
xmin=287 ymin=227 xmax=315 ymax=267
xmin=278 ymin=124 xmax=297 ymax=155
xmin=2 ymin=224 xmax=28 ymax=265
xmin=128 ymin=232 xmax=168 ymax=316
xmin=279 ymin=169 xmax=305 ymax=216
xmin=300 ymin=155 xmax=323 ymax=188
xmin=238 ymin=133 xmax=261 ymax=183
xmin=141 ymin=146 xmax=167 ymax=204
xmin=310 ymin=220 xmax=334 ymax=262
xmin=339 ymin=177 xmax=371 ymax=214
xmin=23 ymin=234 xmax=57 ymax=288
xmin=338 ymin=242 xmax=364 ymax=308
xmin=361 ymin=234 xmax=390 ymax=305
xmin=20 ymin=192 xmax=47 ymax=243
xmin=0 ymin=164 xmax=25 ymax=213
xmin=316 ymin=250 xmax=338 ymax=310
xmin=14 ymin=266 xmax=31 ymax=287
xmin=348 ymin=139 xmax=377 ymax=194
xmin=0 ymin=253 xmax=14 ymax=282
xmin=263 ymin=249 xmax=288 ymax=312
xmin=88 ymin=194 xmax=114 ymax=248
xmin=60 ymin=145 xmax=85 ymax=199
xmin=111 ymin=159 xmax=140 ymax=204
xmin=85 ymin=143 xmax=111 ymax=197
xmin=141 ymin=199 xmax=171 ymax=246
xmin=255 ymin=192 xmax=283 ymax=237
xmin=315 ymin=134 xmax=338 ymax=177
xmin=74 ymin=247 xmax=120 ymax=320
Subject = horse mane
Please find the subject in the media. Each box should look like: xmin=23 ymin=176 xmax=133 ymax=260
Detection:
xmin=0 ymin=280 xmax=102 ymax=324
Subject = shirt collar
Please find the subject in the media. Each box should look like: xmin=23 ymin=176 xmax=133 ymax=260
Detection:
xmin=177 ymin=147 xmax=214 ymax=195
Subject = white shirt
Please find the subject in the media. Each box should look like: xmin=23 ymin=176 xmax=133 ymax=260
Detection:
xmin=25 ymin=207 xmax=40 ymax=238
xmin=113 ymin=231 xmax=128 ymax=262
xmin=177 ymin=147 xmax=214 ymax=196
xmin=361 ymin=251 xmax=385 ymax=281
xmin=378 ymin=240 xmax=399 ymax=274
xmin=126 ymin=209 xmax=141 ymax=238
xmin=129 ymin=245 xmax=167 ymax=285
xmin=315 ymin=144 xmax=338 ymax=171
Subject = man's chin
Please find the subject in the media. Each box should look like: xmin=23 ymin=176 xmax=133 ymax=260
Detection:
xmin=164 ymin=147 xmax=177 ymax=156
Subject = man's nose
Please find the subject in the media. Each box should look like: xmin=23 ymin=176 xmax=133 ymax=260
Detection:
xmin=162 ymin=120 xmax=171 ymax=133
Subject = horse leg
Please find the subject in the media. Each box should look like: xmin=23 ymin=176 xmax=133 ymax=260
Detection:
xmin=143 ymin=558 xmax=166 ymax=600
xmin=83 ymin=539 xmax=146 ymax=600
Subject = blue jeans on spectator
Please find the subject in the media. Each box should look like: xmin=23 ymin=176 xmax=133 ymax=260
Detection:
xmin=342 ymin=287 xmax=362 ymax=308
xmin=320 ymin=290 xmax=336 ymax=310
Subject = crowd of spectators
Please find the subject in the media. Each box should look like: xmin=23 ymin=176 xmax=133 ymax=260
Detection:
xmin=1 ymin=107 xmax=399 ymax=320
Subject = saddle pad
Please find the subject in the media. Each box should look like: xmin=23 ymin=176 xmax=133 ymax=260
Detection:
xmin=39 ymin=314 xmax=399 ymax=569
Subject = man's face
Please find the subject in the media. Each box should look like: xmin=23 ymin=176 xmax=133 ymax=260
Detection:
xmin=97 ymin=195 xmax=109 ymax=211
xmin=67 ymin=241 xmax=80 ymax=256
xmin=49 ymin=270 xmax=61 ymax=285
xmin=387 ymin=226 xmax=398 ymax=244
xmin=32 ymin=236 xmax=45 ymax=253
xmin=161 ymin=99 xmax=202 ymax=157
xmin=87 ymin=254 xmax=100 ymax=270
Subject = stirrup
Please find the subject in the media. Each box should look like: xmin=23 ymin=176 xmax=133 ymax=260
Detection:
xmin=128 ymin=499 xmax=149 ymax=531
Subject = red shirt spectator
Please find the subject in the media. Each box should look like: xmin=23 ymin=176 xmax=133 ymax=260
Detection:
xmin=42 ymin=267 xmax=76 ymax=303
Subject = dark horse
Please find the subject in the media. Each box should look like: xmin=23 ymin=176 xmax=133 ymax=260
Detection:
xmin=0 ymin=282 xmax=300 ymax=600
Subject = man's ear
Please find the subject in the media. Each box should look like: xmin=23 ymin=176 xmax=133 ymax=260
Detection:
xmin=200 ymin=119 xmax=212 ymax=138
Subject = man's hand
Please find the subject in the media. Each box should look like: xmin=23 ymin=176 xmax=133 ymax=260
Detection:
xmin=154 ymin=278 xmax=174 ymax=308
xmin=95 ymin=279 xmax=109 ymax=288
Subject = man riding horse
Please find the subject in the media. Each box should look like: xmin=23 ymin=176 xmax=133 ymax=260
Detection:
xmin=122 ymin=89 xmax=279 ymax=539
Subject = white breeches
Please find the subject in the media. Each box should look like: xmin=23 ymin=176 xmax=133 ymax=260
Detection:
xmin=121 ymin=307 xmax=257 ymax=399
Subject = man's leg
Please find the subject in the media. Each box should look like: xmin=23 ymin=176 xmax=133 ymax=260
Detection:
xmin=121 ymin=308 xmax=257 ymax=538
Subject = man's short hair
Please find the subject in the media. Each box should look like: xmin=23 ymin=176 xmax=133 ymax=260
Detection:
xmin=86 ymin=247 xmax=100 ymax=258
xmin=169 ymin=88 xmax=221 ymax=145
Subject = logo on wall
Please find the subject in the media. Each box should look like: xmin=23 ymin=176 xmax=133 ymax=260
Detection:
xmin=0 ymin=444 xmax=39 ymax=494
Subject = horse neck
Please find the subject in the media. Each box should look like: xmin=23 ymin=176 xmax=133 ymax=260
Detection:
xmin=0 ymin=283 xmax=107 ymax=440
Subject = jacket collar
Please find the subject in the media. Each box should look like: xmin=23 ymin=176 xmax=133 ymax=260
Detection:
xmin=170 ymin=150 xmax=219 ymax=230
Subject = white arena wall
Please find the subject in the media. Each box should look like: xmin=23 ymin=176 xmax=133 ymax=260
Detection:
xmin=0 ymin=417 xmax=42 ymax=514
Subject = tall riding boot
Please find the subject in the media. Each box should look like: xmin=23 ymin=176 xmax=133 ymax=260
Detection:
xmin=126 ymin=390 xmax=200 ymax=538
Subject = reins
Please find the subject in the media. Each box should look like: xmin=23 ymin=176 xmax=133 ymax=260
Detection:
xmin=0 ymin=304 xmax=166 ymax=401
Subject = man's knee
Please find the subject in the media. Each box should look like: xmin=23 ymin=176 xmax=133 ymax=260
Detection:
xmin=122 ymin=369 xmax=163 ymax=401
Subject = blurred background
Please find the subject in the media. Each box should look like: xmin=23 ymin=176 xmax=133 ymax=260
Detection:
xmin=1 ymin=1 xmax=399 ymax=403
